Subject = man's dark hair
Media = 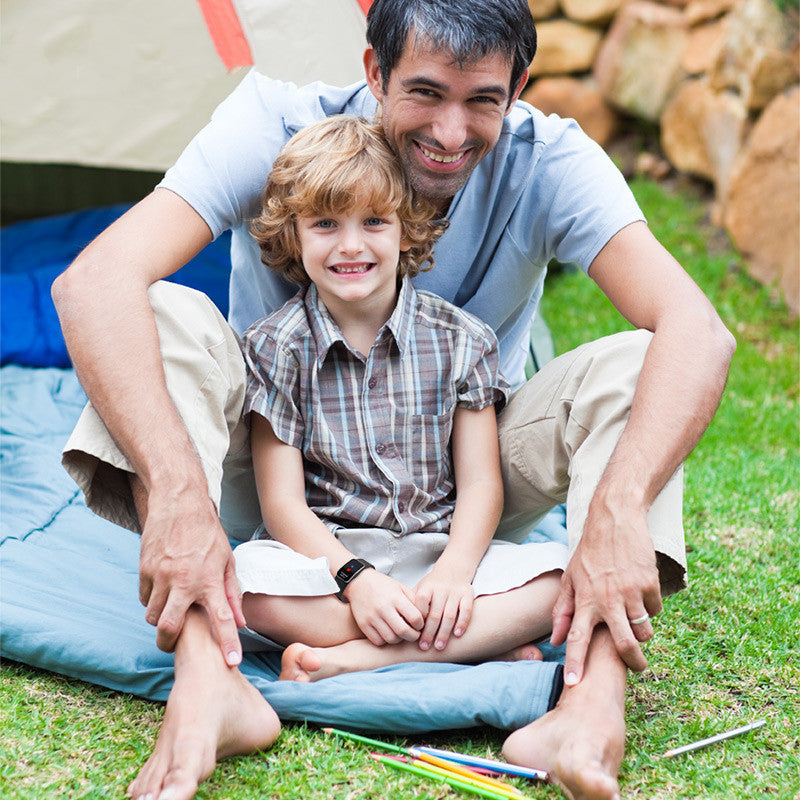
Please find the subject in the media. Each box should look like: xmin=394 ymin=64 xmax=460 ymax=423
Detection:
xmin=366 ymin=0 xmax=537 ymax=99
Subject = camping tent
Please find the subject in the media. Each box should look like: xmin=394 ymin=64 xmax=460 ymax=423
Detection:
xmin=1 ymin=0 xmax=370 ymax=172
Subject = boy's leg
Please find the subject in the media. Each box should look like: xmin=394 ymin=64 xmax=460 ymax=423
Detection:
xmin=126 ymin=606 xmax=280 ymax=800
xmin=62 ymin=280 xmax=262 ymax=540
xmin=277 ymin=572 xmax=562 ymax=681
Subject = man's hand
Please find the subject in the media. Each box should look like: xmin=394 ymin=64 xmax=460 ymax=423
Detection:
xmin=414 ymin=567 xmax=475 ymax=652
xmin=138 ymin=488 xmax=245 ymax=666
xmin=343 ymin=570 xmax=425 ymax=646
xmin=551 ymin=503 xmax=662 ymax=686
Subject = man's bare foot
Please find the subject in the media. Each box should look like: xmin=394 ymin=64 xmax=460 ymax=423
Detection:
xmin=279 ymin=642 xmax=324 ymax=681
xmin=501 ymin=630 xmax=626 ymax=800
xmin=127 ymin=610 xmax=280 ymax=800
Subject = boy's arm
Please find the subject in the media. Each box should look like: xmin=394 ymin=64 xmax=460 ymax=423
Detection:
xmin=414 ymin=404 xmax=503 ymax=651
xmin=250 ymin=413 xmax=424 ymax=645
xmin=51 ymin=188 xmax=248 ymax=666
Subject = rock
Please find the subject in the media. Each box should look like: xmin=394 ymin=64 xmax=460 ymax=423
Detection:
xmin=530 ymin=19 xmax=604 ymax=76
xmin=528 ymin=0 xmax=561 ymax=20
xmin=561 ymin=0 xmax=624 ymax=25
xmin=593 ymin=1 xmax=689 ymax=121
xmin=710 ymin=0 xmax=797 ymax=109
xmin=682 ymin=18 xmax=727 ymax=75
xmin=685 ymin=0 xmax=736 ymax=25
xmin=723 ymin=88 xmax=800 ymax=314
xmin=660 ymin=78 xmax=747 ymax=198
xmin=522 ymin=77 xmax=619 ymax=145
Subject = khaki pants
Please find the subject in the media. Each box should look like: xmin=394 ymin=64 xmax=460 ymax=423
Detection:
xmin=63 ymin=281 xmax=686 ymax=595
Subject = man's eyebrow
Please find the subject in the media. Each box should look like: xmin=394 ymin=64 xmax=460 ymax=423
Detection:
xmin=401 ymin=76 xmax=508 ymax=98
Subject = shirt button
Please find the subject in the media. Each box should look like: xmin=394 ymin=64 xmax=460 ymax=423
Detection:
xmin=375 ymin=443 xmax=386 ymax=454
xmin=397 ymin=502 xmax=406 ymax=513
xmin=368 ymin=377 xmax=378 ymax=389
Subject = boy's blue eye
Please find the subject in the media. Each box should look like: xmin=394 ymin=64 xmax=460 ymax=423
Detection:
xmin=315 ymin=219 xmax=335 ymax=229
xmin=365 ymin=217 xmax=384 ymax=226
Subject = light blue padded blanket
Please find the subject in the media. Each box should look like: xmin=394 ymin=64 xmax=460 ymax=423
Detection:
xmin=0 ymin=207 xmax=567 ymax=733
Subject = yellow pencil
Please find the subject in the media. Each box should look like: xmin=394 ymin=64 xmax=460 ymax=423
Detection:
xmin=408 ymin=757 xmax=525 ymax=799
xmin=411 ymin=750 xmax=523 ymax=796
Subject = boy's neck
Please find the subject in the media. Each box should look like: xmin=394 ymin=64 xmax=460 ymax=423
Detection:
xmin=318 ymin=286 xmax=399 ymax=357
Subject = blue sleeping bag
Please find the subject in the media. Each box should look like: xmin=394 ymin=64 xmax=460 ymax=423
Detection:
xmin=0 ymin=207 xmax=566 ymax=732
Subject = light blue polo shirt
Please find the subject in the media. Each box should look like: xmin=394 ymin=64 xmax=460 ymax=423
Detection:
xmin=159 ymin=70 xmax=643 ymax=389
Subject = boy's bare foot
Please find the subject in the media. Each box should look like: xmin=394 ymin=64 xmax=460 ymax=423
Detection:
xmin=127 ymin=609 xmax=280 ymax=800
xmin=494 ymin=642 xmax=543 ymax=662
xmin=501 ymin=629 xmax=626 ymax=800
xmin=279 ymin=642 xmax=324 ymax=681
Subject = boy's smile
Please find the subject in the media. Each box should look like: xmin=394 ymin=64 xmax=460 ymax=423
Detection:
xmin=296 ymin=204 xmax=410 ymax=327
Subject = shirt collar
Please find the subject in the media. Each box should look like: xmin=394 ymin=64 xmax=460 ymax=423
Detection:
xmin=303 ymin=277 xmax=417 ymax=367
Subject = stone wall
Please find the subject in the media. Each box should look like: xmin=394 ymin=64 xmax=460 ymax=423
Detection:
xmin=522 ymin=0 xmax=799 ymax=314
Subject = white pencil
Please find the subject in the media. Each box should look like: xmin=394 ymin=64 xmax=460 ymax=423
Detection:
xmin=662 ymin=718 xmax=767 ymax=758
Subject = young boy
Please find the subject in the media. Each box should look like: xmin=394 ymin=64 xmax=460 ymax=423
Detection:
xmin=234 ymin=116 xmax=568 ymax=681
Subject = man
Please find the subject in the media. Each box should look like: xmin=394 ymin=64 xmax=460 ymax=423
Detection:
xmin=53 ymin=2 xmax=735 ymax=799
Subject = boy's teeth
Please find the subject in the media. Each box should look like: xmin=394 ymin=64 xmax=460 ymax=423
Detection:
xmin=333 ymin=264 xmax=369 ymax=273
xmin=420 ymin=145 xmax=465 ymax=163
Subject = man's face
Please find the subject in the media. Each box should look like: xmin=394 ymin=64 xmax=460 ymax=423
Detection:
xmin=365 ymin=37 xmax=526 ymax=208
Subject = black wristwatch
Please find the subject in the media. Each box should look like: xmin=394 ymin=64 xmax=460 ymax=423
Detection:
xmin=334 ymin=557 xmax=374 ymax=602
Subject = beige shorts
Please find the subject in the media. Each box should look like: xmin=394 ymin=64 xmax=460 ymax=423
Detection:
xmin=62 ymin=281 xmax=686 ymax=595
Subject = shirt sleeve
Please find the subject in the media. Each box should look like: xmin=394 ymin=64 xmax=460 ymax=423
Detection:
xmin=456 ymin=322 xmax=510 ymax=413
xmin=241 ymin=322 xmax=305 ymax=449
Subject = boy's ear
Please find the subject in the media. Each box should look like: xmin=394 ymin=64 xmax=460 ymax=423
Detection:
xmin=363 ymin=47 xmax=384 ymax=103
xmin=399 ymin=237 xmax=412 ymax=252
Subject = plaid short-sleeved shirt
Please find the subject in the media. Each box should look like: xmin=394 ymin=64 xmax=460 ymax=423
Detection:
xmin=242 ymin=277 xmax=509 ymax=535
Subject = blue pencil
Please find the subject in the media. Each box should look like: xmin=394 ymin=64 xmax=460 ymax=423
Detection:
xmin=411 ymin=746 xmax=547 ymax=781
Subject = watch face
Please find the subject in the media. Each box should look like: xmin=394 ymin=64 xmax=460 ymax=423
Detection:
xmin=341 ymin=562 xmax=359 ymax=577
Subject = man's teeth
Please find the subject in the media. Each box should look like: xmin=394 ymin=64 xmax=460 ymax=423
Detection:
xmin=420 ymin=145 xmax=465 ymax=164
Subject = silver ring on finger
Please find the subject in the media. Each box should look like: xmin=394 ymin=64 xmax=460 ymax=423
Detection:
xmin=628 ymin=613 xmax=650 ymax=625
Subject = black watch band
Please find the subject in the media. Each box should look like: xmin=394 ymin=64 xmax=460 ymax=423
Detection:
xmin=334 ymin=557 xmax=374 ymax=602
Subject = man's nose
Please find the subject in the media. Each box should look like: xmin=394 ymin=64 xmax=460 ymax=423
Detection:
xmin=431 ymin=105 xmax=468 ymax=152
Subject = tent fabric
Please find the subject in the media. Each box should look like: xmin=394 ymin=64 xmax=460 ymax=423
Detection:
xmin=0 ymin=207 xmax=568 ymax=733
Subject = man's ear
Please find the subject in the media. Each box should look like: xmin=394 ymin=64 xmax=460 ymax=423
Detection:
xmin=363 ymin=46 xmax=384 ymax=103
xmin=506 ymin=68 xmax=529 ymax=114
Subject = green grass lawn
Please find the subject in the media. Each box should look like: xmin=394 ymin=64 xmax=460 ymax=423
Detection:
xmin=2 ymin=177 xmax=798 ymax=799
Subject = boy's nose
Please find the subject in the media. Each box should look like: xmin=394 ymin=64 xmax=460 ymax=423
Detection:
xmin=337 ymin=225 xmax=364 ymax=254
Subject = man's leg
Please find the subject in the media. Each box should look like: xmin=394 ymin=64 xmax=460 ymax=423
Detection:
xmin=502 ymin=626 xmax=625 ymax=800
xmin=62 ymin=280 xmax=262 ymax=539
xmin=496 ymin=330 xmax=688 ymax=800
xmin=126 ymin=606 xmax=280 ymax=800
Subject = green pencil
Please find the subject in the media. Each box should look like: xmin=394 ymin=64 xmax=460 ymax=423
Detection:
xmin=322 ymin=726 xmax=409 ymax=755
xmin=373 ymin=753 xmax=517 ymax=800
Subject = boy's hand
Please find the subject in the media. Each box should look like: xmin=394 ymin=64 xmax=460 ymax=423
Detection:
xmin=413 ymin=567 xmax=475 ymax=652
xmin=343 ymin=570 xmax=424 ymax=646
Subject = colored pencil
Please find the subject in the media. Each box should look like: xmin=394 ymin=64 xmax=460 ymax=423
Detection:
xmin=372 ymin=753 xmax=517 ymax=800
xmin=412 ymin=745 xmax=547 ymax=781
xmin=322 ymin=727 xmax=409 ymax=755
xmin=411 ymin=751 xmax=523 ymax=795
xmin=377 ymin=754 xmax=524 ymax=798
xmin=662 ymin=719 xmax=767 ymax=758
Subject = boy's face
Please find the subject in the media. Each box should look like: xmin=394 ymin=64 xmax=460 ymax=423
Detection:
xmin=364 ymin=37 xmax=526 ymax=207
xmin=296 ymin=204 xmax=409 ymax=313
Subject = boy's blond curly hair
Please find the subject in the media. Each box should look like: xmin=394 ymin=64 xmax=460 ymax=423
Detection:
xmin=250 ymin=116 xmax=447 ymax=285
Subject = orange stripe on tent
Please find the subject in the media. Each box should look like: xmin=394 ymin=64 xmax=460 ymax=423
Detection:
xmin=357 ymin=0 xmax=374 ymax=15
xmin=196 ymin=0 xmax=254 ymax=70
